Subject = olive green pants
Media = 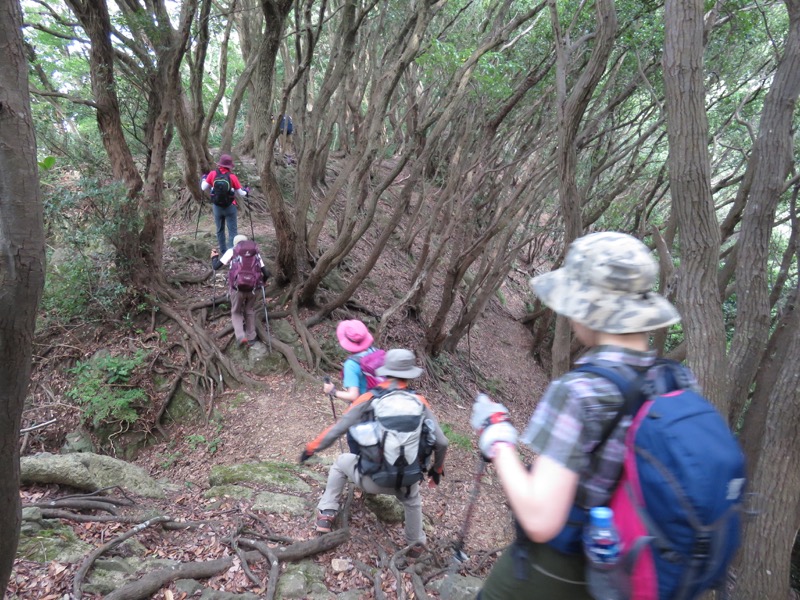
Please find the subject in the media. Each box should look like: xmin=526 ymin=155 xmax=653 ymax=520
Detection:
xmin=477 ymin=540 xmax=592 ymax=600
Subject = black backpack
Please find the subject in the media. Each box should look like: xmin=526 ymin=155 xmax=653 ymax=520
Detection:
xmin=211 ymin=172 xmax=235 ymax=207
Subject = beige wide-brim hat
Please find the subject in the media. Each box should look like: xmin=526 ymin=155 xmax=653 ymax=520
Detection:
xmin=233 ymin=235 xmax=248 ymax=247
xmin=529 ymin=232 xmax=681 ymax=334
xmin=376 ymin=349 xmax=424 ymax=379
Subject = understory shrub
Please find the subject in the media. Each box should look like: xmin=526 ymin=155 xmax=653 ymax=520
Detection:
xmin=66 ymin=351 xmax=149 ymax=429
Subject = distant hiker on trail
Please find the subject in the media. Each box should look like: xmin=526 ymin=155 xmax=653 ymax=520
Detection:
xmin=210 ymin=234 xmax=270 ymax=347
xmin=323 ymin=319 xmax=385 ymax=453
xmin=202 ymin=154 xmax=248 ymax=255
xmin=271 ymin=113 xmax=294 ymax=159
xmin=301 ymin=349 xmax=448 ymax=558
xmin=470 ymin=231 xmax=745 ymax=600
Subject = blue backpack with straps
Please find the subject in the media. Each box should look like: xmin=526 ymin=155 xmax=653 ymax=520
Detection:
xmin=550 ymin=360 xmax=746 ymax=600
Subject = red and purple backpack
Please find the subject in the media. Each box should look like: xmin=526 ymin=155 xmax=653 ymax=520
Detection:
xmin=549 ymin=360 xmax=746 ymax=600
xmin=343 ymin=348 xmax=386 ymax=390
xmin=228 ymin=241 xmax=263 ymax=293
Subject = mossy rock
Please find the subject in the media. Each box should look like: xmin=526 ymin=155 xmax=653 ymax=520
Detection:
xmin=364 ymin=494 xmax=404 ymax=524
xmin=277 ymin=560 xmax=330 ymax=599
xmin=208 ymin=461 xmax=311 ymax=493
xmin=321 ymin=269 xmax=348 ymax=294
xmin=169 ymin=233 xmax=218 ymax=261
xmin=17 ymin=520 xmax=92 ymax=563
xmin=203 ymin=485 xmax=255 ymax=500
xmin=162 ymin=385 xmax=206 ymax=425
xmin=270 ymin=319 xmax=299 ymax=344
xmin=252 ymin=491 xmax=309 ymax=516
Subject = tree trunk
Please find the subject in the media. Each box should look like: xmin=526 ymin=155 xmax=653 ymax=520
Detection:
xmin=0 ymin=0 xmax=46 ymax=590
xmin=253 ymin=0 xmax=295 ymax=282
xmin=64 ymin=0 xmax=144 ymax=274
xmin=138 ymin=2 xmax=196 ymax=283
xmin=548 ymin=0 xmax=617 ymax=378
xmin=662 ymin=0 xmax=727 ymax=408
xmin=732 ymin=286 xmax=800 ymax=599
xmin=727 ymin=0 xmax=800 ymax=425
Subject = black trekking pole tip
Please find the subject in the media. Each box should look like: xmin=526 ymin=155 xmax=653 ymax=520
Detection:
xmin=452 ymin=539 xmax=469 ymax=563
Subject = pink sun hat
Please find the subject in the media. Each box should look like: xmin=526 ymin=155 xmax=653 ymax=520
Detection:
xmin=336 ymin=320 xmax=374 ymax=353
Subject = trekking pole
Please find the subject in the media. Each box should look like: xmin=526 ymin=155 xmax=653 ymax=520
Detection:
xmin=194 ymin=200 xmax=203 ymax=239
xmin=260 ymin=285 xmax=272 ymax=354
xmin=245 ymin=189 xmax=255 ymax=240
xmin=323 ymin=376 xmax=345 ymax=453
xmin=453 ymin=456 xmax=487 ymax=563
xmin=195 ymin=175 xmax=207 ymax=239
xmin=211 ymin=265 xmax=218 ymax=314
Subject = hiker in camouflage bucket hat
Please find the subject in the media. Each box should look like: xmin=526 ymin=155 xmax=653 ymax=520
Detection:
xmin=470 ymin=231 xmax=697 ymax=600
xmin=529 ymin=231 xmax=680 ymax=333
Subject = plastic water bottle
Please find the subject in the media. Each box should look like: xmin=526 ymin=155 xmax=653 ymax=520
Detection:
xmin=583 ymin=506 xmax=623 ymax=600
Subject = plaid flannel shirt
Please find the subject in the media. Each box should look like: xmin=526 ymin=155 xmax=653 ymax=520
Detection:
xmin=520 ymin=345 xmax=699 ymax=507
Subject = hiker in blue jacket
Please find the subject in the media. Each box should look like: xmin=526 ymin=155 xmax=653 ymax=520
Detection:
xmin=323 ymin=319 xmax=380 ymax=453
xmin=471 ymin=232 xmax=694 ymax=599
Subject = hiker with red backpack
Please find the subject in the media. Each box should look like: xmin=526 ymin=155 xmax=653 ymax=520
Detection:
xmin=470 ymin=232 xmax=745 ymax=600
xmin=300 ymin=349 xmax=448 ymax=558
xmin=210 ymin=234 xmax=270 ymax=347
xmin=323 ymin=319 xmax=386 ymax=453
xmin=201 ymin=154 xmax=248 ymax=255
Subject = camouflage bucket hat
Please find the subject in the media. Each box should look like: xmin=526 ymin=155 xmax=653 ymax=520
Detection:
xmin=529 ymin=232 xmax=681 ymax=334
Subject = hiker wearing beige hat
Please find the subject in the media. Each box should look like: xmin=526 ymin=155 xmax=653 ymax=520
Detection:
xmin=470 ymin=232 xmax=699 ymax=599
xmin=301 ymin=349 xmax=448 ymax=558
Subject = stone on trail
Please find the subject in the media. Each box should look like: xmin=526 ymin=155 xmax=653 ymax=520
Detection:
xmin=20 ymin=452 xmax=164 ymax=498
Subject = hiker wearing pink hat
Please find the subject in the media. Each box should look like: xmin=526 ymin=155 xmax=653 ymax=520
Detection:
xmin=324 ymin=320 xmax=384 ymax=453
xmin=336 ymin=320 xmax=374 ymax=352
xmin=201 ymin=154 xmax=248 ymax=255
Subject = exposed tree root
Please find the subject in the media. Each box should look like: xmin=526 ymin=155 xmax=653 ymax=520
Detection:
xmin=26 ymin=498 xmax=119 ymax=515
xmin=354 ymin=559 xmax=388 ymax=600
xmin=35 ymin=508 xmax=211 ymax=529
xmin=103 ymin=554 xmax=248 ymax=600
xmin=73 ymin=515 xmax=172 ymax=599
xmin=239 ymin=528 xmax=349 ymax=562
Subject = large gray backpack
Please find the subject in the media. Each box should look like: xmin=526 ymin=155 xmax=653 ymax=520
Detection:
xmin=349 ymin=387 xmax=433 ymax=491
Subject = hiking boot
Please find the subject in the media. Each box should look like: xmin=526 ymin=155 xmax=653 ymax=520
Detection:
xmin=406 ymin=543 xmax=426 ymax=560
xmin=315 ymin=509 xmax=337 ymax=533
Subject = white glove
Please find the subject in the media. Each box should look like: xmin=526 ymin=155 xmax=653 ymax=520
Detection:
xmin=471 ymin=394 xmax=518 ymax=459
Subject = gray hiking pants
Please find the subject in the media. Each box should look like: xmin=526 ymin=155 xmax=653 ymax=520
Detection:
xmin=317 ymin=453 xmax=425 ymax=546
xmin=230 ymin=289 xmax=257 ymax=343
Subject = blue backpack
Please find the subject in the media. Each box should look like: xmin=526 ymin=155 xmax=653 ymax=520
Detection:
xmin=552 ymin=360 xmax=746 ymax=600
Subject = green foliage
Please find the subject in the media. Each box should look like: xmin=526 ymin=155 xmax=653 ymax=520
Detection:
xmin=159 ymin=451 xmax=183 ymax=470
xmin=185 ymin=434 xmax=207 ymax=451
xmin=441 ymin=423 xmax=473 ymax=451
xmin=185 ymin=422 xmax=224 ymax=455
xmin=66 ymin=351 xmax=149 ymax=428
xmin=40 ymin=177 xmax=137 ymax=325
xmin=41 ymin=251 xmax=128 ymax=326
xmin=38 ymin=156 xmax=56 ymax=171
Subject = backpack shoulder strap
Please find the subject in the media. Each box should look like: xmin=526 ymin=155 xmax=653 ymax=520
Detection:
xmin=573 ymin=364 xmax=647 ymax=454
